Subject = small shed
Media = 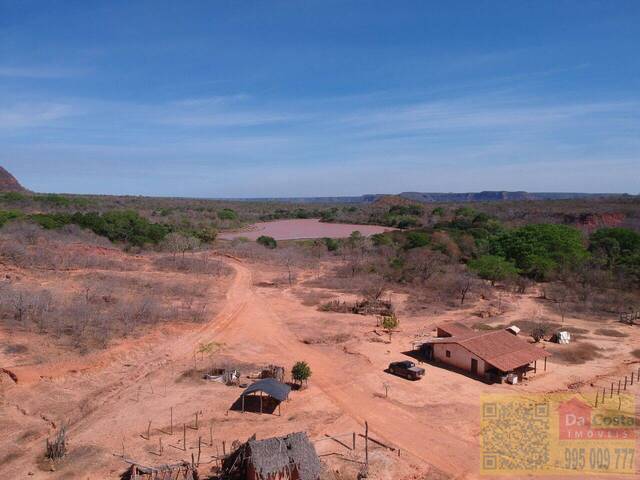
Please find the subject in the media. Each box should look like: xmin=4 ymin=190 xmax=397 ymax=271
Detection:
xmin=240 ymin=378 xmax=291 ymax=415
xmin=506 ymin=325 xmax=520 ymax=336
xmin=222 ymin=432 xmax=321 ymax=480
xmin=553 ymin=331 xmax=571 ymax=344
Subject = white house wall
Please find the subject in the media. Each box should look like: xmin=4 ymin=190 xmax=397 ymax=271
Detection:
xmin=433 ymin=343 xmax=487 ymax=375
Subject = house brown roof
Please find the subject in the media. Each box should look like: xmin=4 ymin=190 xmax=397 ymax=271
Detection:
xmin=436 ymin=322 xmax=474 ymax=337
xmin=427 ymin=328 xmax=550 ymax=372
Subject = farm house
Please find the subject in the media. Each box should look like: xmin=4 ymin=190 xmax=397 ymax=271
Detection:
xmin=421 ymin=322 xmax=550 ymax=383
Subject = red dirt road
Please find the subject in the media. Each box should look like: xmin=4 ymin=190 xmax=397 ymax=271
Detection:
xmin=2 ymin=255 xmax=639 ymax=479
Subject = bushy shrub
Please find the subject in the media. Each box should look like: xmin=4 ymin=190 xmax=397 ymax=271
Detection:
xmin=322 ymin=237 xmax=339 ymax=251
xmin=257 ymin=235 xmax=277 ymax=249
xmin=0 ymin=210 xmax=23 ymax=227
xmin=217 ymin=208 xmax=237 ymax=220
xmin=2 ymin=210 xmax=169 ymax=247
xmin=388 ymin=204 xmax=424 ymax=216
xmin=405 ymin=231 xmax=430 ymax=249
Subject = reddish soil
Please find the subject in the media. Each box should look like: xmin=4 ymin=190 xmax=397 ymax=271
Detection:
xmin=1 ymin=253 xmax=639 ymax=479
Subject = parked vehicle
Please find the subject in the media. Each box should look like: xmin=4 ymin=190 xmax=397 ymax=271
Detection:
xmin=388 ymin=360 xmax=425 ymax=380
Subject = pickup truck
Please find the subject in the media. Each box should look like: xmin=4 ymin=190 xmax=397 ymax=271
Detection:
xmin=388 ymin=360 xmax=425 ymax=380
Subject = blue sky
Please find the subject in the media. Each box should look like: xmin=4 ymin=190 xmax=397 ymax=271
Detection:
xmin=1 ymin=1 xmax=639 ymax=197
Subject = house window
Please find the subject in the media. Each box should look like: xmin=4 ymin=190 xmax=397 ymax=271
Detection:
xmin=446 ymin=350 xmax=451 ymax=358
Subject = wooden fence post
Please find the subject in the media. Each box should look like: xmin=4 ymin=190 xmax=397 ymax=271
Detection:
xmin=364 ymin=422 xmax=369 ymax=468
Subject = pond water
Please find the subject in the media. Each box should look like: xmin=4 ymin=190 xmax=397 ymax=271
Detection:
xmin=218 ymin=218 xmax=394 ymax=241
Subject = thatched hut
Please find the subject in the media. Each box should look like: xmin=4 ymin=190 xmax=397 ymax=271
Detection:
xmin=222 ymin=432 xmax=321 ymax=480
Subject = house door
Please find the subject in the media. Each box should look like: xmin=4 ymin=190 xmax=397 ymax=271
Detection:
xmin=471 ymin=358 xmax=478 ymax=375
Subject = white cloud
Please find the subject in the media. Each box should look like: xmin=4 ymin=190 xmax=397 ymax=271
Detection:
xmin=0 ymin=102 xmax=75 ymax=128
xmin=0 ymin=66 xmax=87 ymax=79
xmin=337 ymin=98 xmax=637 ymax=136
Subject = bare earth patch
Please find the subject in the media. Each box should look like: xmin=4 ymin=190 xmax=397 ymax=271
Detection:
xmin=594 ymin=328 xmax=629 ymax=337
xmin=548 ymin=342 xmax=604 ymax=365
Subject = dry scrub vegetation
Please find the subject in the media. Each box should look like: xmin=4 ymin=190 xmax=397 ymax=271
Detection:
xmin=0 ymin=223 xmax=230 ymax=351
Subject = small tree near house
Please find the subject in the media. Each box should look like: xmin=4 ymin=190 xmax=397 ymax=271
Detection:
xmin=381 ymin=313 xmax=399 ymax=341
xmin=291 ymin=361 xmax=312 ymax=387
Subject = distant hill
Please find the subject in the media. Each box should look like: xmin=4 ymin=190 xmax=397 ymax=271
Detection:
xmin=396 ymin=191 xmax=628 ymax=203
xmin=0 ymin=166 xmax=631 ymax=203
xmin=231 ymin=191 xmax=632 ymax=204
xmin=0 ymin=166 xmax=27 ymax=192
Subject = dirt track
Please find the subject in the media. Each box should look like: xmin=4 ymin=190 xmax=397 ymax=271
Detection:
xmin=2 ymin=255 xmax=639 ymax=479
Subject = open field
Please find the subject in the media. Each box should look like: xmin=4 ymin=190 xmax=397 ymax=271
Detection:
xmin=2 ymin=240 xmax=639 ymax=479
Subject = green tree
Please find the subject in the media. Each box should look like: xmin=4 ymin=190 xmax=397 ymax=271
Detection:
xmin=257 ymin=235 xmax=277 ymax=249
xmin=468 ymin=255 xmax=519 ymax=286
xmin=405 ymin=231 xmax=430 ymax=249
xmin=196 ymin=226 xmax=218 ymax=243
xmin=217 ymin=208 xmax=237 ymax=220
xmin=590 ymin=227 xmax=640 ymax=268
xmin=396 ymin=216 xmax=420 ymax=229
xmin=381 ymin=313 xmax=399 ymax=341
xmin=490 ymin=224 xmax=588 ymax=280
xmin=291 ymin=361 xmax=312 ymax=385
xmin=322 ymin=237 xmax=339 ymax=251
xmin=371 ymin=233 xmax=392 ymax=247
xmin=388 ymin=204 xmax=424 ymax=216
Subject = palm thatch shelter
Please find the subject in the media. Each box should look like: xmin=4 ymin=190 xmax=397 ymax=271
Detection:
xmin=222 ymin=432 xmax=321 ymax=480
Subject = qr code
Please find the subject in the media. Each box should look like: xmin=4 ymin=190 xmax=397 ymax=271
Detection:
xmin=481 ymin=396 xmax=551 ymax=473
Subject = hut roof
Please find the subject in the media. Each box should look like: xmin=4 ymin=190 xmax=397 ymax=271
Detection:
xmin=247 ymin=432 xmax=321 ymax=480
xmin=241 ymin=378 xmax=291 ymax=402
